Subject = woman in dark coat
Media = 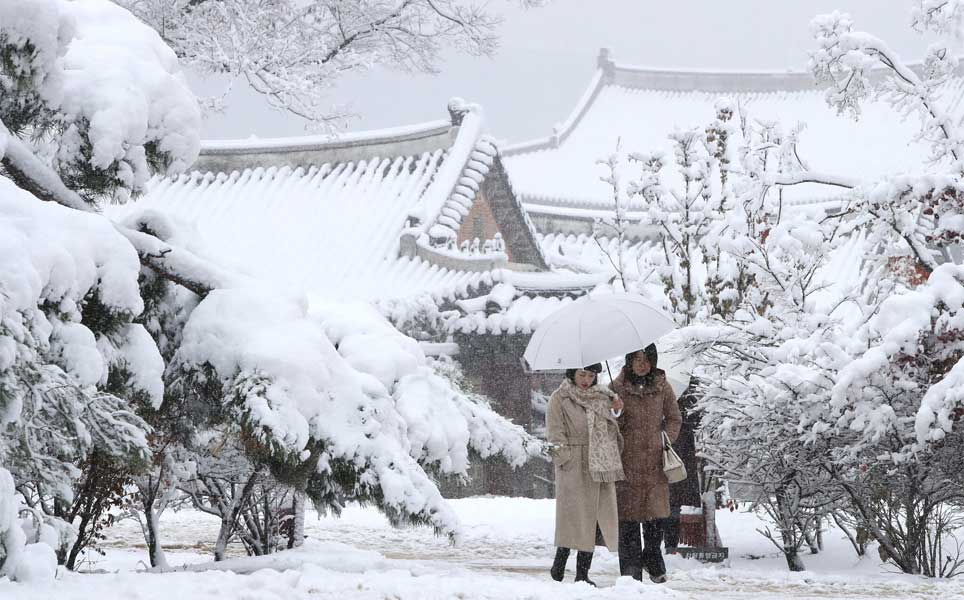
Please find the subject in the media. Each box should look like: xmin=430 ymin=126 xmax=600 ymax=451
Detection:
xmin=610 ymin=344 xmax=682 ymax=583
xmin=663 ymin=384 xmax=702 ymax=552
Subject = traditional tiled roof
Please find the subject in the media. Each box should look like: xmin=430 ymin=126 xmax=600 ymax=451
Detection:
xmin=112 ymin=103 xmax=545 ymax=302
xmin=450 ymin=233 xmax=647 ymax=335
xmin=503 ymin=49 xmax=964 ymax=217
xmin=539 ymin=232 xmax=654 ymax=277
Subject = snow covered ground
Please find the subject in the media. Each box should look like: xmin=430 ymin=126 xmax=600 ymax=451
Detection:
xmin=2 ymin=497 xmax=961 ymax=599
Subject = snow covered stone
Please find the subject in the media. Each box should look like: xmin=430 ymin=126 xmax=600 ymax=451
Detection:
xmin=9 ymin=544 xmax=57 ymax=583
xmin=0 ymin=468 xmax=25 ymax=580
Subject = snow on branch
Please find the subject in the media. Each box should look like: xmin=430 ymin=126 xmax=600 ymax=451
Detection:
xmin=832 ymin=262 xmax=964 ymax=454
xmin=0 ymin=122 xmax=92 ymax=212
xmin=1 ymin=119 xmax=232 ymax=298
xmin=809 ymin=10 xmax=964 ymax=163
xmin=173 ymin=289 xmax=540 ymax=538
xmin=0 ymin=0 xmax=200 ymax=203
xmin=772 ymin=171 xmax=859 ymax=190
xmin=912 ymin=0 xmax=964 ymax=39
xmin=118 ymin=0 xmax=511 ymax=127
xmin=0 ymin=173 xmax=155 ymax=502
xmin=117 ymin=225 xmax=242 ymax=298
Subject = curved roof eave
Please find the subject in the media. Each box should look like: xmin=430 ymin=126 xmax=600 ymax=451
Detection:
xmin=502 ymin=48 xmax=959 ymax=160
xmin=193 ymin=120 xmax=454 ymax=172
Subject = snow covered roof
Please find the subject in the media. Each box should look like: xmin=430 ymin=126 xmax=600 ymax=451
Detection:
xmin=451 ymin=234 xmax=644 ymax=336
xmin=452 ymin=225 xmax=874 ymax=336
xmin=112 ymin=103 xmax=545 ymax=302
xmin=503 ymin=49 xmax=963 ymax=215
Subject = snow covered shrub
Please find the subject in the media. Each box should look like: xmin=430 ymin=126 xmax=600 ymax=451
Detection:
xmin=804 ymin=6 xmax=964 ymax=577
xmin=615 ymin=103 xmax=828 ymax=558
xmin=167 ymin=291 xmax=540 ymax=540
xmin=680 ymin=201 xmax=855 ymax=572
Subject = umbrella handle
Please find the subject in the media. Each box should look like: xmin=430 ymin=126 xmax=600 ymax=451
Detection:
xmin=605 ymin=360 xmax=613 ymax=382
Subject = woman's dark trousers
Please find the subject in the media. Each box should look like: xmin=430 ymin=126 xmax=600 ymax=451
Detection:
xmin=661 ymin=506 xmax=682 ymax=552
xmin=618 ymin=520 xmax=666 ymax=579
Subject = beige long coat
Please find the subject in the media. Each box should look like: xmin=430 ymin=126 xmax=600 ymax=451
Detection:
xmin=610 ymin=369 xmax=683 ymax=522
xmin=546 ymin=384 xmax=620 ymax=552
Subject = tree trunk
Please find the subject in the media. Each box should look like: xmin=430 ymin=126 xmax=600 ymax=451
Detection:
xmin=212 ymin=469 xmax=261 ymax=561
xmin=784 ymin=548 xmax=806 ymax=572
xmin=289 ymin=492 xmax=306 ymax=549
xmin=775 ymin=488 xmax=806 ymax=572
xmin=213 ymin=514 xmax=232 ymax=562
xmin=902 ymin=473 xmax=922 ymax=575
xmin=702 ymin=490 xmax=722 ymax=547
xmin=804 ymin=521 xmax=819 ymax=554
xmin=144 ymin=503 xmax=169 ymax=570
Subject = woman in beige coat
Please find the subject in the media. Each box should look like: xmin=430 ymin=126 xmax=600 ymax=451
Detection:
xmin=610 ymin=344 xmax=682 ymax=584
xmin=545 ymin=363 xmax=624 ymax=586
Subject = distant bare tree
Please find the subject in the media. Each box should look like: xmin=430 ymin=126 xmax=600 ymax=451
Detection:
xmin=120 ymin=0 xmax=546 ymax=127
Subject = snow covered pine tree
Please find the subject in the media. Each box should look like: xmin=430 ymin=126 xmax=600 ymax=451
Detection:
xmin=0 ymin=0 xmax=541 ymax=579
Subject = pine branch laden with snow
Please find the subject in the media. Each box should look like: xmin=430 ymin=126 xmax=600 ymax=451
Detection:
xmin=116 ymin=0 xmax=520 ymax=127
xmin=0 ymin=0 xmax=200 ymax=204
xmin=0 ymin=176 xmax=155 ymax=487
xmin=169 ymin=290 xmax=541 ymax=539
xmin=0 ymin=178 xmax=155 ymax=579
xmin=0 ymin=0 xmax=541 ymax=576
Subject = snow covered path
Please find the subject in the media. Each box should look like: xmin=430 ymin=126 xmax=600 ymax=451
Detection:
xmin=3 ymin=497 xmax=961 ymax=599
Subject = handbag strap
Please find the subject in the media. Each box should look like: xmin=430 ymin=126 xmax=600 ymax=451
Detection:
xmin=661 ymin=430 xmax=672 ymax=450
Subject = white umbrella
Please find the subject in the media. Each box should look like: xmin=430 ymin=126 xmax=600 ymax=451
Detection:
xmin=602 ymin=340 xmax=695 ymax=396
xmin=523 ymin=294 xmax=676 ymax=371
xmin=655 ymin=342 xmax=695 ymax=398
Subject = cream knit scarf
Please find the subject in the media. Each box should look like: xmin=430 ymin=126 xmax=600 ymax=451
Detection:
xmin=560 ymin=379 xmax=625 ymax=482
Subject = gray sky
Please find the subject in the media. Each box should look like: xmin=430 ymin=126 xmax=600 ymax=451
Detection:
xmin=196 ymin=0 xmax=930 ymax=143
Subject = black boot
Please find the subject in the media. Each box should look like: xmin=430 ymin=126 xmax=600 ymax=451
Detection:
xmin=663 ymin=507 xmax=682 ymax=554
xmin=575 ymin=551 xmax=596 ymax=586
xmin=642 ymin=520 xmax=668 ymax=583
xmin=662 ymin=515 xmax=680 ymax=554
xmin=549 ymin=547 xmax=570 ymax=582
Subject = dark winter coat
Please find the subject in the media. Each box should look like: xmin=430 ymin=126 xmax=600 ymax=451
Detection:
xmin=610 ymin=368 xmax=682 ymax=522
xmin=669 ymin=388 xmax=702 ymax=508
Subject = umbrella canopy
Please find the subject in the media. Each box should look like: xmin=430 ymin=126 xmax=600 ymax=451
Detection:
xmin=523 ymin=294 xmax=676 ymax=371
xmin=656 ymin=342 xmax=695 ymax=398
